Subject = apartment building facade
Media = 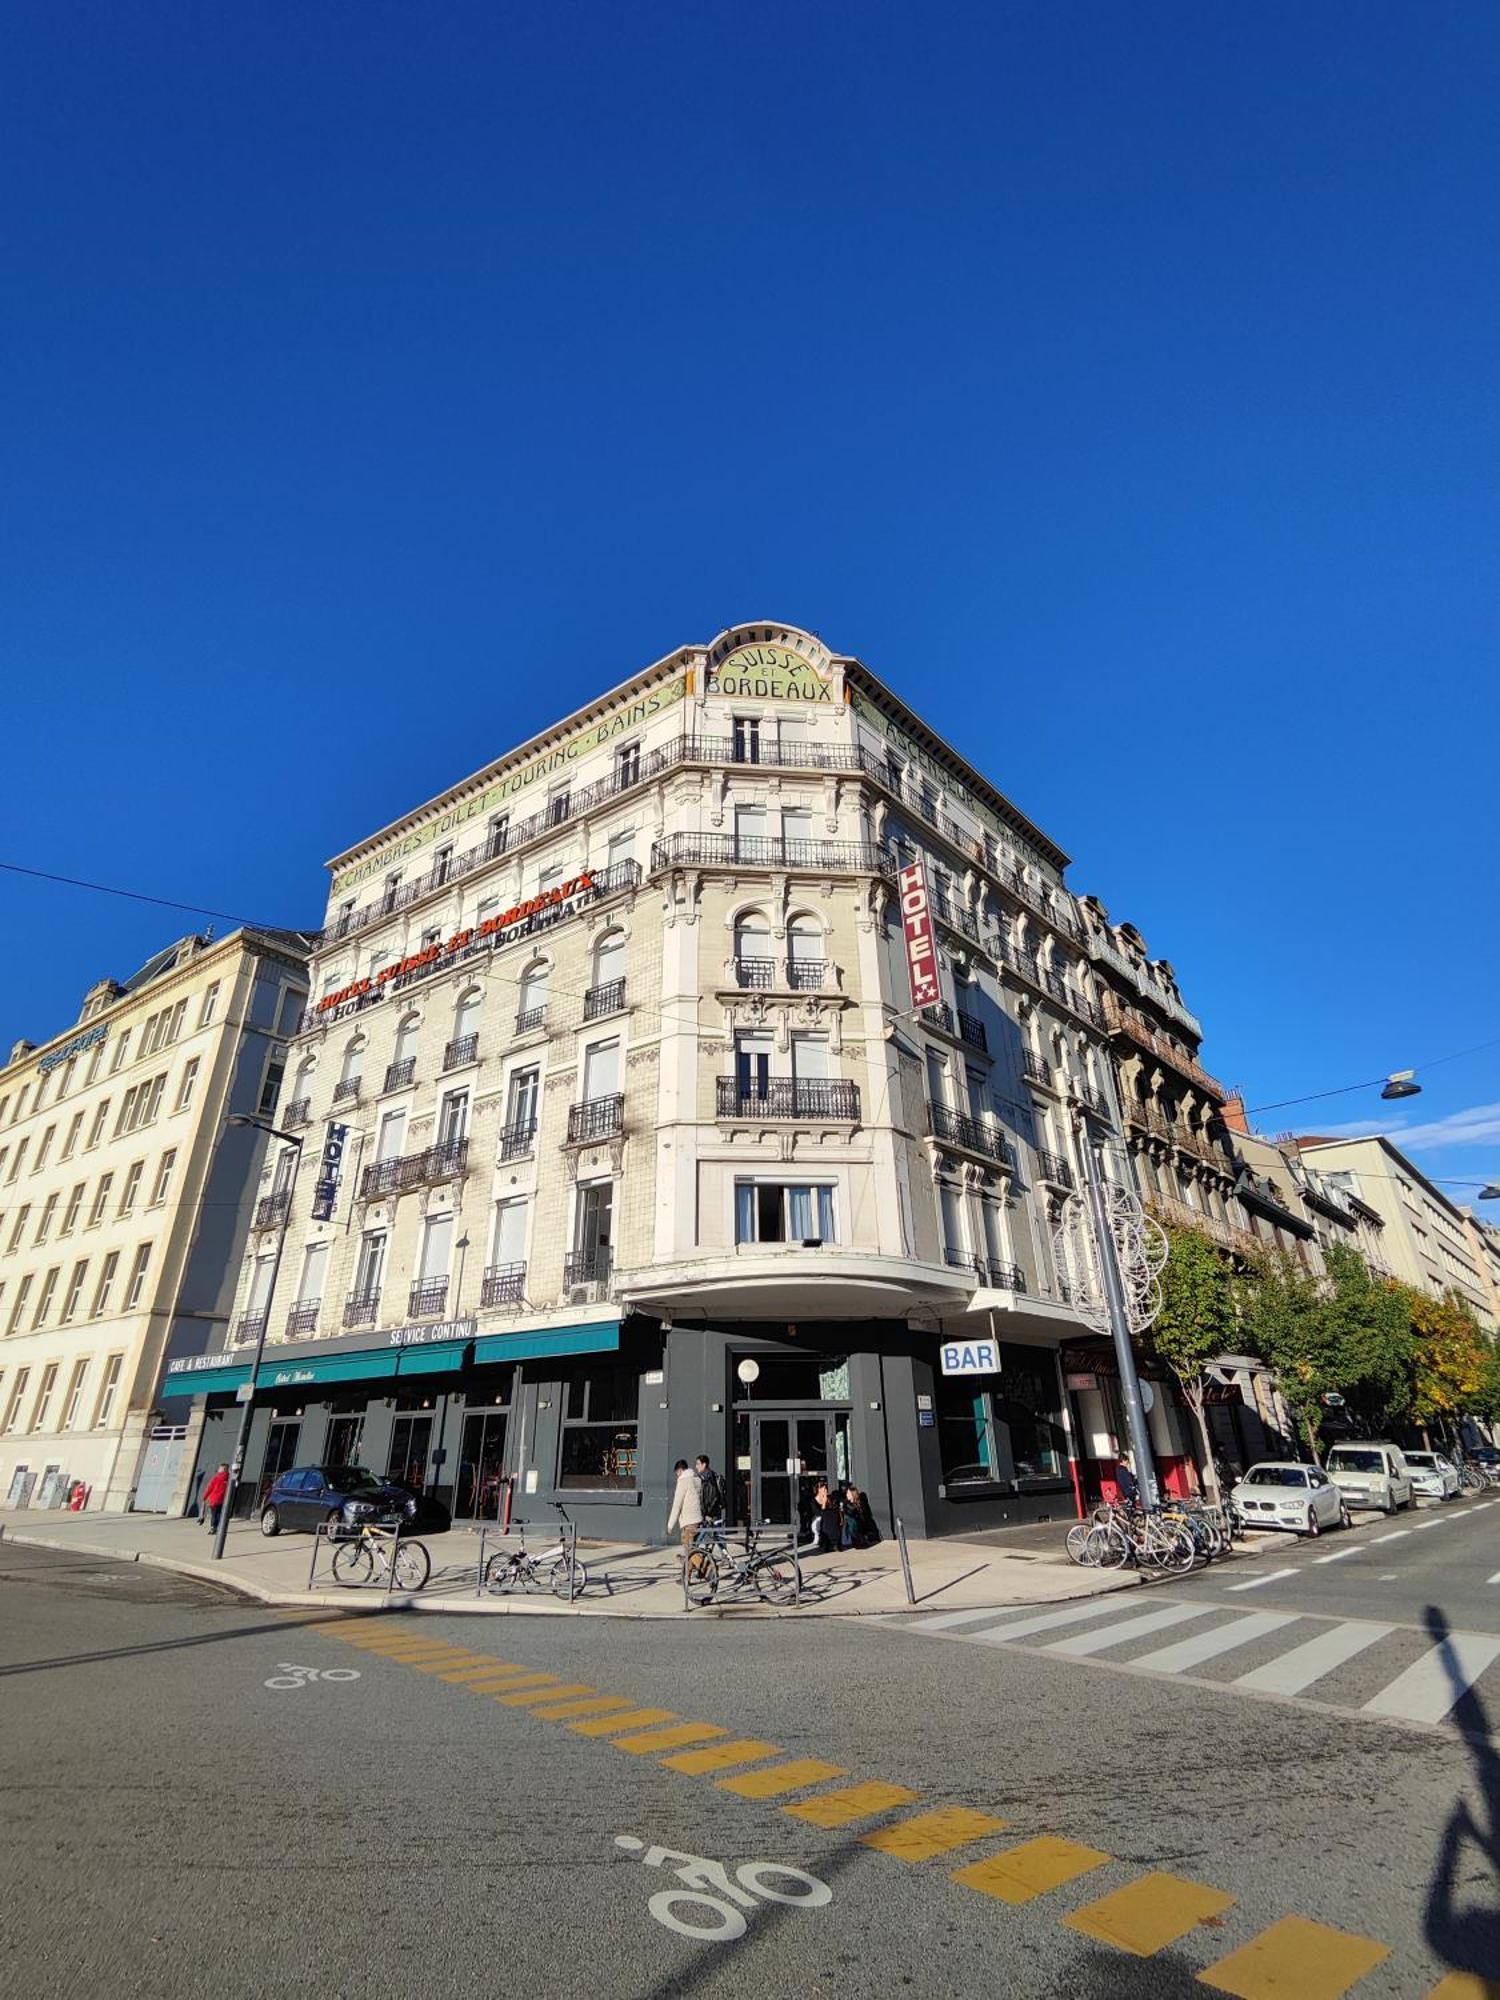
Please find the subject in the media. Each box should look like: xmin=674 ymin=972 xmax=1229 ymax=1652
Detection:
xmin=169 ymin=622 xmax=1204 ymax=1538
xmin=0 ymin=929 xmax=310 ymax=1512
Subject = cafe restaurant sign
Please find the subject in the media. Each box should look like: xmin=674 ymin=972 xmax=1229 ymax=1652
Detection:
xmin=708 ymin=642 xmax=833 ymax=704
xmin=317 ymin=871 xmax=597 ymax=1021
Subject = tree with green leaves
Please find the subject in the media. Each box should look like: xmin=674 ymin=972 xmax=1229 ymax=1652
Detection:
xmin=1237 ymin=1249 xmax=1334 ymax=1463
xmin=1319 ymin=1241 xmax=1413 ymax=1437
xmin=1143 ymin=1225 xmax=1240 ymax=1505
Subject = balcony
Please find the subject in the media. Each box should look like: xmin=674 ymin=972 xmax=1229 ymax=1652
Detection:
xmin=956 ymin=1009 xmax=988 ymax=1053
xmin=443 ymin=1034 xmax=478 ymax=1071
xmin=1036 ymin=1149 xmax=1075 ymax=1189
xmin=564 ymin=1245 xmax=613 ymax=1296
xmin=284 ymin=1300 xmax=320 ymax=1336
xmin=735 ymin=956 xmax=775 ymax=989
xmin=922 ymin=1000 xmax=956 ymax=1037
xmin=384 ymin=1057 xmax=416 ymax=1093
xmin=282 ymin=1098 xmax=311 ymax=1129
xmin=651 ymin=832 xmax=892 ymax=878
xmin=344 ymin=1290 xmax=381 ymax=1328
xmin=254 ymin=1191 xmax=291 ymax=1230
xmin=925 ymin=1100 xmax=1014 ymax=1167
xmin=582 ymin=978 xmax=626 ymax=1021
xmin=941 ymin=1250 xmax=1028 ymax=1291
xmin=787 ymin=959 xmax=828 ymax=991
xmin=408 ymin=1277 xmax=449 ymax=1319
xmin=499 ymin=1119 xmax=537 ymax=1161
xmin=232 ymin=1310 xmax=267 ymax=1343
xmin=716 ymin=1078 xmax=861 ymax=1122
xmin=931 ymin=891 xmax=980 ymax=945
xmin=332 ymin=1075 xmax=361 ymax=1104
xmin=1070 ymin=1081 xmax=1111 ymax=1122
xmin=358 ymin=1137 xmax=470 ymax=1200
xmin=1100 ymin=992 xmax=1225 ymax=1100
xmin=480 ymin=1261 xmax=526 ymax=1309
xmin=515 ymin=1006 xmax=548 ymax=1036
xmin=683 ymin=735 xmax=865 ymax=775
xmin=1022 ymin=1051 xmax=1052 ymax=1089
xmin=567 ymin=1093 xmax=625 ymax=1144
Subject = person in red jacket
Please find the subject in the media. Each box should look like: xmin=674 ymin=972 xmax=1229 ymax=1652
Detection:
xmin=201 ymin=1464 xmax=230 ymax=1532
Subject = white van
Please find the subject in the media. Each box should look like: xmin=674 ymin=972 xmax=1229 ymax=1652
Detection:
xmin=1324 ymin=1443 xmax=1414 ymax=1516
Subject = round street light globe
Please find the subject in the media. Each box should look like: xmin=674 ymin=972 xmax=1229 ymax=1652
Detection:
xmin=736 ymin=1358 xmax=761 ymax=1384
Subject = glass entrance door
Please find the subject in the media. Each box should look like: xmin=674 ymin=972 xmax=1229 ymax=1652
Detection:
xmin=456 ymin=1407 xmax=510 ymax=1521
xmin=324 ymin=1414 xmax=364 ymax=1470
xmin=738 ymin=1413 xmax=845 ymax=1534
xmin=253 ymin=1418 xmax=302 ymax=1511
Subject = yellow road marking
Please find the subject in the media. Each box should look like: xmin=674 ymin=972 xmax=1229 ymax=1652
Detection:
xmin=785 ymin=1781 xmax=921 ymax=1828
xmin=457 ymin=1671 xmax=547 ymax=1693
xmin=1064 ymin=1872 xmax=1236 ymax=1955
xmin=570 ymin=1707 xmax=677 ymax=1737
xmin=408 ymin=1654 xmax=498 ymax=1674
xmin=1425 ymin=1977 xmax=1500 ymax=1999
xmin=952 ymin=1836 xmax=1111 ymax=1906
xmin=351 ymin=1640 xmax=473 ymax=1660
xmin=614 ymin=1722 xmax=728 ymax=1754
xmin=717 ymin=1759 xmax=848 ymax=1799
xmin=435 ymin=1662 xmax=528 ymax=1684
xmin=862 ymin=1806 xmax=1008 ymax=1862
xmin=485 ymin=1672 xmax=564 ymax=1695
xmin=661 ymin=1739 xmax=783 ymax=1776
xmin=529 ymin=1696 xmax=639 ymax=1721
xmin=496 ymin=1682 xmax=592 ymax=1707
xmin=1198 ymin=1916 xmax=1390 ymax=1998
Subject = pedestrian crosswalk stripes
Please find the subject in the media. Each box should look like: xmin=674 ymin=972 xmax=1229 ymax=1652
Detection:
xmin=1196 ymin=1912 xmax=1389 ymax=1998
xmin=891 ymin=1596 xmax=1500 ymax=1731
xmin=1233 ymin=1621 xmax=1393 ymax=1697
xmin=1063 ymin=1871 xmax=1236 ymax=1955
xmin=952 ymin=1835 xmax=1110 ymax=1905
xmin=1423 ymin=1972 xmax=1500 ymax=1997
xmin=1225 ymin=1568 xmax=1298 ymax=1592
xmin=784 ymin=1780 xmax=921 ymax=1827
xmin=613 ymin=1721 xmax=727 ymax=1753
xmin=717 ymin=1757 xmax=848 ymax=1798
xmin=661 ymin=1738 xmax=783 ymax=1775
xmin=861 ymin=1805 xmax=1008 ymax=1861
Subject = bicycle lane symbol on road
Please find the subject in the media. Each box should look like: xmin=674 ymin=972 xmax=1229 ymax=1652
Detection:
xmin=263 ymin=1663 xmax=363 ymax=1691
xmin=613 ymin=1834 xmax=832 ymax=1943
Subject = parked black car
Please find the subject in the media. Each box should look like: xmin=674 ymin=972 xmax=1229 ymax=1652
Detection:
xmin=258 ymin=1464 xmax=451 ymax=1538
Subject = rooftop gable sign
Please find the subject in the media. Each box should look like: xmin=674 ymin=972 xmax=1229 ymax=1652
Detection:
xmin=708 ymin=641 xmax=833 ymax=703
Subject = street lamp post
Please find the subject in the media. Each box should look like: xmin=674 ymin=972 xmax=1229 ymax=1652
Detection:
xmin=213 ymin=1116 xmax=304 ymax=1562
xmin=1073 ymin=1122 xmax=1162 ymax=1511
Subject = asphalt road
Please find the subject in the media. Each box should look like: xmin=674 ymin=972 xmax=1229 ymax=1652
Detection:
xmin=3 ymin=1519 xmax=1500 ymax=2000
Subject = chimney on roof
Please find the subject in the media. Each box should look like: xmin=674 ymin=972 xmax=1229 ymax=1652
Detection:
xmin=1220 ymin=1092 xmax=1250 ymax=1135
xmin=8 ymin=1039 xmax=36 ymax=1068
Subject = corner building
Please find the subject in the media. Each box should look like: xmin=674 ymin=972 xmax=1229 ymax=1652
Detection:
xmin=182 ymin=624 xmax=1178 ymax=1539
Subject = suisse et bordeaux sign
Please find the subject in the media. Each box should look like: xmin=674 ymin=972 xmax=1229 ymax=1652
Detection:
xmin=708 ymin=643 xmax=833 ymax=704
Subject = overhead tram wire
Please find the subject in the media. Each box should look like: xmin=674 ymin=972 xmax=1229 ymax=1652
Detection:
xmin=0 ymin=860 xmax=315 ymax=938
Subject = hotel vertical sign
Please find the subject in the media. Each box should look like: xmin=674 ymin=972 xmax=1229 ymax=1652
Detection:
xmin=311 ymin=1123 xmax=349 ymax=1222
xmin=898 ymin=860 xmax=940 ymax=1009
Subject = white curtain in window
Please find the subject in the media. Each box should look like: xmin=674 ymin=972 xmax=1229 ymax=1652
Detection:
xmin=494 ymin=1199 xmax=528 ymax=1264
xmin=792 ymin=1035 xmax=830 ymax=1080
xmin=376 ymin=1110 xmax=406 ymax=1162
xmin=583 ymin=1040 xmax=621 ymax=1099
xmin=298 ymin=1242 xmax=329 ymax=1301
xmin=735 ymin=1184 xmax=757 ymax=1243
xmin=419 ymin=1214 xmax=453 ymax=1284
xmin=593 ymin=934 xmax=626 ymax=986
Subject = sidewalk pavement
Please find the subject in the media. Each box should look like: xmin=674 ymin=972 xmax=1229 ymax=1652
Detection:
xmin=0 ymin=1506 xmax=1288 ymax=1620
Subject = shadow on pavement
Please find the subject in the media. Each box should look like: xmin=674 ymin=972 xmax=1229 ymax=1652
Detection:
xmin=0 ymin=1613 xmax=327 ymax=1679
xmin=1424 ymin=1602 xmax=1500 ymax=1980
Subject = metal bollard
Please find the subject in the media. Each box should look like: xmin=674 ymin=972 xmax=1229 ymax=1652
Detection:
xmin=895 ymin=1516 xmax=916 ymax=1605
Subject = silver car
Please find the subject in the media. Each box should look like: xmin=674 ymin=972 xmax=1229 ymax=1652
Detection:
xmin=1230 ymin=1461 xmax=1348 ymax=1538
xmin=1324 ymin=1442 xmax=1414 ymax=1516
xmin=1403 ymin=1450 xmax=1460 ymax=1501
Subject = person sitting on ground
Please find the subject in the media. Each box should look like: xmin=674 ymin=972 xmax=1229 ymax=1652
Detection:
xmin=840 ymin=1483 xmax=880 ymax=1549
xmin=808 ymin=1479 xmax=844 ymax=1553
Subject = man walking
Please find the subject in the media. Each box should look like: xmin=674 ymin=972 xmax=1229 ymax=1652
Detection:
xmin=666 ymin=1457 xmax=703 ymax=1553
xmin=695 ymin=1453 xmax=725 ymax=1524
xmin=201 ymin=1463 xmax=230 ymax=1534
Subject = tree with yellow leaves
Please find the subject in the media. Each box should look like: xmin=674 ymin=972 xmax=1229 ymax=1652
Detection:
xmin=1405 ymin=1286 xmax=1489 ymax=1441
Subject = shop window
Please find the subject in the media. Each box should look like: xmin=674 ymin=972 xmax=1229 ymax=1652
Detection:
xmin=558 ymin=1365 xmax=639 ymax=1490
xmin=935 ymin=1345 xmax=1068 ymax=1491
xmin=734 ymin=1182 xmax=835 ymax=1245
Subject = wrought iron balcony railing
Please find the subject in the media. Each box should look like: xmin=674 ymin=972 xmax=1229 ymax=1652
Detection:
xmin=925 ymin=1101 xmax=1014 ymax=1166
xmin=1022 ymin=1051 xmax=1052 ymax=1088
xmin=479 ymin=1261 xmax=526 ymax=1309
xmin=282 ymin=1098 xmax=311 ymax=1128
xmin=922 ymin=1000 xmax=956 ymax=1036
xmin=384 ymin=1057 xmax=416 ymax=1093
xmin=786 ymin=959 xmax=828 ymax=990
xmin=344 ymin=1290 xmax=381 ymax=1328
xmin=408 ymin=1277 xmax=449 ymax=1319
xmin=956 ymin=1009 xmax=988 ymax=1053
xmin=254 ymin=1191 xmax=291 ymax=1230
xmin=443 ymin=1034 xmax=478 ymax=1070
xmin=567 ymin=1093 xmax=625 ymax=1144
xmin=651 ymin=833 xmax=892 ymax=877
xmin=515 ymin=1006 xmax=547 ymax=1035
xmin=582 ymin=978 xmax=626 ymax=1021
xmin=232 ymin=1310 xmax=267 ymax=1342
xmin=564 ymin=1245 xmax=613 ymax=1291
xmin=499 ymin=1119 xmax=537 ymax=1161
xmin=735 ymin=955 xmax=775 ymax=989
xmin=1036 ymin=1149 xmax=1075 ymax=1189
xmin=359 ymin=1137 xmax=470 ymax=1200
xmin=284 ymin=1300 xmax=320 ymax=1336
xmin=1070 ymin=1080 xmax=1111 ymax=1121
xmin=332 ymin=1075 xmax=361 ymax=1103
xmin=716 ymin=1078 xmax=861 ymax=1122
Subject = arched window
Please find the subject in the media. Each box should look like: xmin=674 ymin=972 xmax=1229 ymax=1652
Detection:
xmin=447 ymin=988 xmax=482 ymax=1069
xmin=288 ymin=1054 xmax=317 ymax=1123
xmin=734 ymin=911 xmax=773 ymax=989
xmin=787 ymin=914 xmax=825 ymax=990
xmin=386 ymin=1011 xmax=420 ymax=1091
xmin=587 ymin=932 xmax=626 ymax=1017
xmin=518 ymin=961 xmax=550 ymax=1030
xmin=336 ymin=1034 xmax=365 ymax=1102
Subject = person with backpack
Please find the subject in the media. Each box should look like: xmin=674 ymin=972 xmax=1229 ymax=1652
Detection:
xmin=666 ymin=1458 xmax=704 ymax=1553
xmin=695 ymin=1454 xmax=725 ymax=1524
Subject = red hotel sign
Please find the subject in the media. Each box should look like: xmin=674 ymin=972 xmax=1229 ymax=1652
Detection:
xmin=898 ymin=859 xmax=940 ymax=1009
xmin=317 ymin=871 xmax=596 ymax=1015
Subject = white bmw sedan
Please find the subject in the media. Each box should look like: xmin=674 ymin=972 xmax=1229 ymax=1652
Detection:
xmin=1229 ymin=1461 xmax=1348 ymax=1538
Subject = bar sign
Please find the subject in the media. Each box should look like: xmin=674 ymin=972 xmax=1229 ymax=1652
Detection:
xmin=898 ymin=860 xmax=940 ymax=1008
xmin=310 ymin=1122 xmax=349 ymax=1222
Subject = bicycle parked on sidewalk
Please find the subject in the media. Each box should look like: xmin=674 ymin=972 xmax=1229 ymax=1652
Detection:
xmin=1065 ymin=1503 xmax=1196 ymax=1575
xmin=482 ymin=1503 xmax=589 ymax=1600
xmin=684 ymin=1522 xmax=800 ymax=1606
xmin=331 ymin=1517 xmax=432 ymax=1592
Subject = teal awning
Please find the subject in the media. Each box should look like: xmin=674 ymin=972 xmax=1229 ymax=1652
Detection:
xmin=394 ymin=1339 xmax=472 ymax=1377
xmin=473 ymin=1320 xmax=621 ymax=1366
xmin=161 ymin=1362 xmax=253 ymax=1399
xmin=261 ymin=1349 xmax=401 ymax=1389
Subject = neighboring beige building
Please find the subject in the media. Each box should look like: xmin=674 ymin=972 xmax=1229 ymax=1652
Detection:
xmin=0 ymin=929 xmax=310 ymax=1513
xmin=169 ymin=621 xmax=1206 ymax=1538
xmin=1459 ymin=1207 xmax=1500 ymax=1332
xmin=1293 ymin=1135 xmax=1498 ymax=1332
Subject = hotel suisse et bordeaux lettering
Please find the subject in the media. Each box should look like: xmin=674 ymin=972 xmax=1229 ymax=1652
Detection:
xmin=707 ymin=642 xmax=835 ymax=703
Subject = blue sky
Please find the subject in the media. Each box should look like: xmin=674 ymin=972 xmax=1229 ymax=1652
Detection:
xmin=3 ymin=5 xmax=1497 ymax=1192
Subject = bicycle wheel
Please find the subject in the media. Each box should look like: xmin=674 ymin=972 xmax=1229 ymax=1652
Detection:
xmin=1093 ymin=1524 xmax=1131 ymax=1570
xmin=483 ymin=1552 xmax=519 ymax=1595
xmin=1066 ymin=1524 xmax=1096 ymax=1567
xmin=391 ymin=1540 xmax=430 ymax=1591
xmin=548 ymin=1558 xmax=590 ymax=1600
xmin=684 ymin=1548 xmax=720 ymax=1606
xmin=752 ymin=1557 xmax=799 ymax=1606
xmin=331 ymin=1540 xmax=373 ymax=1587
xmin=1165 ymin=1527 xmax=1198 ymax=1573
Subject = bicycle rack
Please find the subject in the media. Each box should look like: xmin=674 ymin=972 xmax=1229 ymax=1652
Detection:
xmin=474 ymin=1515 xmax=580 ymax=1602
xmin=307 ymin=1517 xmax=412 ymax=1593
